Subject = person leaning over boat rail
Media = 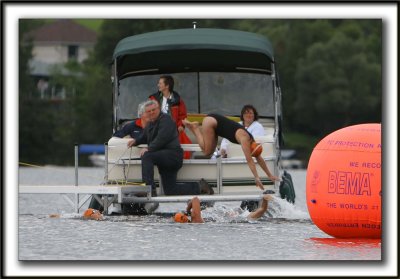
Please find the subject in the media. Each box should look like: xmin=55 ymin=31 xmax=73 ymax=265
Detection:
xmin=127 ymin=100 xmax=203 ymax=197
xmin=149 ymin=75 xmax=192 ymax=159
xmin=174 ymin=194 xmax=274 ymax=223
xmin=183 ymin=114 xmax=280 ymax=190
xmin=218 ymin=104 xmax=265 ymax=158
xmin=113 ymin=101 xmax=149 ymax=139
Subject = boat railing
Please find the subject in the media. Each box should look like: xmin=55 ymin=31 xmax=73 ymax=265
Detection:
xmin=105 ymin=138 xmax=278 ymax=196
xmin=19 ymin=137 xmax=279 ymax=215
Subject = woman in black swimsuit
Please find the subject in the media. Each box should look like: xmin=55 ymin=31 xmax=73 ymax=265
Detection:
xmin=183 ymin=114 xmax=280 ymax=190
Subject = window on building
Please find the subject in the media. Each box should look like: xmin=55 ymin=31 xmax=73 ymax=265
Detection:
xmin=68 ymin=45 xmax=79 ymax=60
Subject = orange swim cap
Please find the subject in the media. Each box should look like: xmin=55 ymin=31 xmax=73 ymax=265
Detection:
xmin=250 ymin=141 xmax=263 ymax=157
xmin=83 ymin=208 xmax=95 ymax=217
xmin=83 ymin=208 xmax=103 ymax=220
xmin=174 ymin=212 xmax=189 ymax=223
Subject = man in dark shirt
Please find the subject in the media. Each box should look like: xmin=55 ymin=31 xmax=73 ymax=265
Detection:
xmin=128 ymin=100 xmax=200 ymax=197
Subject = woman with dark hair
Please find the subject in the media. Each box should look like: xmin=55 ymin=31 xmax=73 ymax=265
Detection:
xmin=149 ymin=75 xmax=192 ymax=159
xmin=183 ymin=114 xmax=280 ymax=190
xmin=219 ymin=105 xmax=265 ymax=158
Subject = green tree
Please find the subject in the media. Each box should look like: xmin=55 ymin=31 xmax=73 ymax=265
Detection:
xmin=18 ymin=19 xmax=382 ymax=164
xmin=19 ymin=19 xmax=54 ymax=165
xmin=293 ymin=20 xmax=381 ymax=136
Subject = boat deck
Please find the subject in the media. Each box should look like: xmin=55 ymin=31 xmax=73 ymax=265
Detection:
xmin=19 ymin=184 xmax=270 ymax=214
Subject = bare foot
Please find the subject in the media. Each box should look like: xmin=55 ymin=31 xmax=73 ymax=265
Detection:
xmin=269 ymin=175 xmax=281 ymax=182
xmin=183 ymin=119 xmax=199 ymax=130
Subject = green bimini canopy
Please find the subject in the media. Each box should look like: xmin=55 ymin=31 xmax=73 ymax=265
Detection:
xmin=113 ymin=28 xmax=275 ymax=78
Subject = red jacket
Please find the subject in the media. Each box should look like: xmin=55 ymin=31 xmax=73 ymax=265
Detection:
xmin=149 ymin=91 xmax=192 ymax=159
xmin=149 ymin=91 xmax=187 ymax=129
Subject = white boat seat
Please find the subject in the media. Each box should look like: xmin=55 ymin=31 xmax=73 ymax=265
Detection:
xmin=106 ymin=136 xmax=278 ymax=187
xmin=107 ymin=128 xmax=276 ymax=162
xmin=107 ymin=137 xmax=204 ymax=162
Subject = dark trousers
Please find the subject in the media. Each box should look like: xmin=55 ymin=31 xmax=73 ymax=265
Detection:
xmin=142 ymin=149 xmax=199 ymax=195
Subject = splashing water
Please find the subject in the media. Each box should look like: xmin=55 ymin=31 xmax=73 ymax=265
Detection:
xmin=18 ymin=168 xmax=381 ymax=261
xmin=265 ymin=196 xmax=310 ymax=220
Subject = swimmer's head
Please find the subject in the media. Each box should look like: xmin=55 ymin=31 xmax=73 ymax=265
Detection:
xmin=83 ymin=208 xmax=103 ymax=220
xmin=174 ymin=212 xmax=189 ymax=223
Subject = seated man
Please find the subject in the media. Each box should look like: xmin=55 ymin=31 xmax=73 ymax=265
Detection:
xmin=93 ymin=101 xmax=150 ymax=215
xmin=174 ymin=194 xmax=273 ymax=223
xmin=127 ymin=100 xmax=204 ymax=197
xmin=113 ymin=102 xmax=149 ymax=139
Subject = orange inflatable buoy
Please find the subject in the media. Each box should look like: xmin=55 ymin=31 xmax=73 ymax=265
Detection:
xmin=306 ymin=123 xmax=381 ymax=238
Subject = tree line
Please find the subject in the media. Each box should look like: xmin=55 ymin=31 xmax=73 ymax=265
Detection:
xmin=19 ymin=19 xmax=381 ymax=165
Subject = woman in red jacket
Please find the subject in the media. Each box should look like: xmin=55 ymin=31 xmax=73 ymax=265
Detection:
xmin=149 ymin=75 xmax=192 ymax=159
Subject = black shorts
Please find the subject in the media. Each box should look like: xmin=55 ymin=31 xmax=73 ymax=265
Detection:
xmin=207 ymin=113 xmax=253 ymax=144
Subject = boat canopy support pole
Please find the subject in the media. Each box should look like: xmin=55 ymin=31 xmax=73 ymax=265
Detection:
xmin=271 ymin=62 xmax=281 ymax=187
xmin=112 ymin=58 xmax=118 ymax=133
xmin=104 ymin=142 xmax=109 ymax=183
xmin=122 ymin=194 xmax=264 ymax=204
xmin=74 ymin=144 xmax=79 ymax=213
xmin=216 ymin=155 xmax=223 ymax=194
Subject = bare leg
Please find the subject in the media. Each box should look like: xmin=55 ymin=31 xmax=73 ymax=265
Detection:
xmin=183 ymin=120 xmax=204 ymax=149
xmin=184 ymin=117 xmax=217 ymax=156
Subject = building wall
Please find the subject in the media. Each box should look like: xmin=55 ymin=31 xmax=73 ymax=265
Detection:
xmin=32 ymin=44 xmax=92 ymax=64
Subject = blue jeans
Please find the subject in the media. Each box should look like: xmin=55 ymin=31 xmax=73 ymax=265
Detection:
xmin=141 ymin=149 xmax=198 ymax=195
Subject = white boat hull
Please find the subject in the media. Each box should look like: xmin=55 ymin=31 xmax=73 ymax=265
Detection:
xmin=105 ymin=136 xmax=279 ymax=193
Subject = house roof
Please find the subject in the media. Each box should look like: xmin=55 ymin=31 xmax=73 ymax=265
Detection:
xmin=25 ymin=19 xmax=97 ymax=44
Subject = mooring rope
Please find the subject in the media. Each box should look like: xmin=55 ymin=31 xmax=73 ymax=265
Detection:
xmin=19 ymin=159 xmax=145 ymax=186
xmin=105 ymin=145 xmax=143 ymax=186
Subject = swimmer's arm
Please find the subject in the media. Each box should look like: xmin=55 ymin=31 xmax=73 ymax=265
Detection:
xmin=245 ymin=154 xmax=264 ymax=190
xmin=186 ymin=200 xmax=192 ymax=214
xmin=189 ymin=197 xmax=204 ymax=223
xmin=241 ymin=146 xmax=264 ymax=190
xmin=248 ymin=195 xmax=272 ymax=219
xmin=255 ymin=156 xmax=280 ymax=182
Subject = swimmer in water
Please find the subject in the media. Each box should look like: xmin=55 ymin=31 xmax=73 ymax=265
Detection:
xmin=183 ymin=114 xmax=280 ymax=190
xmin=82 ymin=208 xmax=103 ymax=221
xmin=173 ymin=194 xmax=274 ymax=223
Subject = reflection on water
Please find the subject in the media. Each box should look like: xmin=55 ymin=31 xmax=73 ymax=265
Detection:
xmin=18 ymin=168 xmax=381 ymax=261
xmin=308 ymin=237 xmax=381 ymax=248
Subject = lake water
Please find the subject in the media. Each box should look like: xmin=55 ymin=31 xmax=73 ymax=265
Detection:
xmin=17 ymin=167 xmax=382 ymax=274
